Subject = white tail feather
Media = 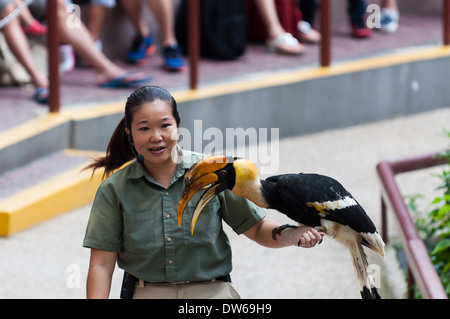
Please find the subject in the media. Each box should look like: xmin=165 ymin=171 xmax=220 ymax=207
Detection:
xmin=320 ymin=220 xmax=381 ymax=298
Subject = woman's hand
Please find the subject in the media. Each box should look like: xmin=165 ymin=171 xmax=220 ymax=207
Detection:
xmin=276 ymin=225 xmax=324 ymax=248
xmin=244 ymin=218 xmax=324 ymax=249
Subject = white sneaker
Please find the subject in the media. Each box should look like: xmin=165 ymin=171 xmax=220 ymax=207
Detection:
xmin=380 ymin=8 xmax=399 ymax=33
xmin=59 ymin=44 xmax=75 ymax=73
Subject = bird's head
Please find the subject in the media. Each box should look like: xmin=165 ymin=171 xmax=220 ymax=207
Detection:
xmin=177 ymin=155 xmax=261 ymax=234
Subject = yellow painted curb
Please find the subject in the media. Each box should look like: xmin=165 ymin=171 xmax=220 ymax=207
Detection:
xmin=0 ymin=151 xmax=104 ymax=237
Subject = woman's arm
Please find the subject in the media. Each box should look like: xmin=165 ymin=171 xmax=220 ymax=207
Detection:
xmin=86 ymin=248 xmax=117 ymax=299
xmin=244 ymin=217 xmax=324 ymax=248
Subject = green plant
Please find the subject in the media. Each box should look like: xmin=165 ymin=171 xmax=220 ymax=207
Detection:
xmin=407 ymin=131 xmax=450 ymax=297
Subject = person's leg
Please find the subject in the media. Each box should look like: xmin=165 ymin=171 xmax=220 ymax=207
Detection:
xmin=145 ymin=0 xmax=185 ymax=71
xmin=297 ymin=0 xmax=320 ymax=43
xmin=254 ymin=0 xmax=304 ymax=54
xmin=86 ymin=3 xmax=108 ymax=41
xmin=1 ymin=3 xmax=49 ymax=92
xmin=299 ymin=0 xmax=317 ymax=26
xmin=348 ymin=0 xmax=371 ymax=38
xmin=54 ymin=0 xmax=150 ymax=84
xmin=380 ymin=0 xmax=399 ymax=33
xmin=14 ymin=0 xmax=47 ymax=34
xmin=120 ymin=0 xmax=150 ymax=38
xmin=382 ymin=0 xmax=398 ymax=10
xmin=120 ymin=0 xmax=155 ymax=64
xmin=146 ymin=0 xmax=176 ymax=47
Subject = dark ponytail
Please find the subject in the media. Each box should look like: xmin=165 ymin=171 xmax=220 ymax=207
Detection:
xmin=85 ymin=85 xmax=180 ymax=178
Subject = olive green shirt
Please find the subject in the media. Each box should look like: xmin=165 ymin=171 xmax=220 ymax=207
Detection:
xmin=83 ymin=149 xmax=266 ymax=283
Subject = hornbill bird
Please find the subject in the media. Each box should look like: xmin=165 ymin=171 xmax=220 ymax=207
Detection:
xmin=177 ymin=155 xmax=385 ymax=299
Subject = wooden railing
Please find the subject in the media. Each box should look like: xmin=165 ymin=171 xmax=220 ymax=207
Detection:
xmin=377 ymin=152 xmax=448 ymax=299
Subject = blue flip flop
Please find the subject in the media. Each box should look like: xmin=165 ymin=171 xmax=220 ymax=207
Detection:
xmin=33 ymin=87 xmax=49 ymax=104
xmin=99 ymin=72 xmax=152 ymax=88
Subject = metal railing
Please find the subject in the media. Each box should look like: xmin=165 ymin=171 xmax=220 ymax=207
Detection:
xmin=376 ymin=152 xmax=448 ymax=299
xmin=45 ymin=0 xmax=450 ymax=112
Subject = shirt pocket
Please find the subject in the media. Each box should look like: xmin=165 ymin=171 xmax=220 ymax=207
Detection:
xmin=183 ymin=196 xmax=222 ymax=247
xmin=122 ymin=211 xmax=155 ymax=254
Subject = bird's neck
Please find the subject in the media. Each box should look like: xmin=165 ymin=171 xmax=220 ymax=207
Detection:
xmin=232 ymin=179 xmax=269 ymax=208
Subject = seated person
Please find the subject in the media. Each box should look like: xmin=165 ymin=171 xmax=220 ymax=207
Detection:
xmin=0 ymin=0 xmax=152 ymax=104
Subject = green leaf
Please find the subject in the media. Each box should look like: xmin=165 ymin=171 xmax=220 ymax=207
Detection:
xmin=432 ymin=197 xmax=444 ymax=205
xmin=443 ymin=263 xmax=450 ymax=274
xmin=431 ymin=239 xmax=450 ymax=255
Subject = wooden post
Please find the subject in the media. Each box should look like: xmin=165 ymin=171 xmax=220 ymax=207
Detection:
xmin=188 ymin=0 xmax=200 ymax=90
xmin=47 ymin=0 xmax=60 ymax=112
xmin=320 ymin=0 xmax=331 ymax=67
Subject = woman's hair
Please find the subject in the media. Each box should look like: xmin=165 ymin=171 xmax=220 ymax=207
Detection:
xmin=85 ymin=85 xmax=180 ymax=178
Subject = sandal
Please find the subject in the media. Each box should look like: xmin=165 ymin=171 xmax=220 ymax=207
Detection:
xmin=266 ymin=32 xmax=304 ymax=55
xmin=297 ymin=21 xmax=321 ymax=43
xmin=98 ymin=72 xmax=152 ymax=88
xmin=33 ymin=87 xmax=49 ymax=105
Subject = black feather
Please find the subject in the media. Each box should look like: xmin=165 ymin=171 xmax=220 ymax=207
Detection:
xmin=261 ymin=173 xmax=376 ymax=234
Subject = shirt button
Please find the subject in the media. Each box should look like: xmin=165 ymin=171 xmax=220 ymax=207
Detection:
xmin=167 ymin=237 xmax=172 ymax=242
xmin=165 ymin=191 xmax=169 ymax=196
xmin=166 ymin=214 xmax=171 ymax=219
xmin=168 ymin=260 xmax=173 ymax=264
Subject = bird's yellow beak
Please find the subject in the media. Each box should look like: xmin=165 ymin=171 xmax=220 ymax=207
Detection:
xmin=177 ymin=155 xmax=230 ymax=234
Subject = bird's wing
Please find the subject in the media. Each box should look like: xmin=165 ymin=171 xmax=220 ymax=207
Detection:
xmin=269 ymin=174 xmax=377 ymax=234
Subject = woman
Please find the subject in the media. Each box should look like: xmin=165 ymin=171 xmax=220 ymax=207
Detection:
xmin=83 ymin=85 xmax=323 ymax=299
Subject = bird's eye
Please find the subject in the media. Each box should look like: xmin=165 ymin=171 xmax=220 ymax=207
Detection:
xmin=218 ymin=170 xmax=227 ymax=180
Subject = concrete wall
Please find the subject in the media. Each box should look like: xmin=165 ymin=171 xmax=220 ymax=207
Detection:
xmin=177 ymin=55 xmax=450 ymax=144
xmin=71 ymin=54 xmax=450 ymax=152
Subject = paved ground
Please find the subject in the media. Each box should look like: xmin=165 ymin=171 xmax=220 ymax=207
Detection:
xmin=0 ymin=107 xmax=448 ymax=299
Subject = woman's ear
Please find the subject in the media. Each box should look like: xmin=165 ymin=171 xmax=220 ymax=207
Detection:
xmin=125 ymin=127 xmax=130 ymax=135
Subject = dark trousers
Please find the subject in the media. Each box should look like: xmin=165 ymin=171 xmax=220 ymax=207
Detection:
xmin=299 ymin=0 xmax=367 ymax=28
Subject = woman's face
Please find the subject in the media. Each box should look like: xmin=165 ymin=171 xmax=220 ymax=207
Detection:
xmin=128 ymin=100 xmax=178 ymax=167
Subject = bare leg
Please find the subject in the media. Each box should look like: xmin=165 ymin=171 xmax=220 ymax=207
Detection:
xmin=382 ymin=0 xmax=398 ymax=10
xmin=146 ymin=0 xmax=177 ymax=47
xmin=253 ymin=0 xmax=304 ymax=54
xmin=120 ymin=0 xmax=151 ymax=37
xmin=1 ymin=3 xmax=48 ymax=89
xmin=87 ymin=4 xmax=108 ymax=40
xmin=54 ymin=0 xmax=144 ymax=83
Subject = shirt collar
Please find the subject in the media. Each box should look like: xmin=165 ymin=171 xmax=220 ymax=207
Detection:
xmin=126 ymin=146 xmax=203 ymax=181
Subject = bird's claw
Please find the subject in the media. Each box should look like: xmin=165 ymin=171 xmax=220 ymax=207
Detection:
xmin=271 ymin=224 xmax=299 ymax=240
xmin=314 ymin=226 xmax=326 ymax=244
